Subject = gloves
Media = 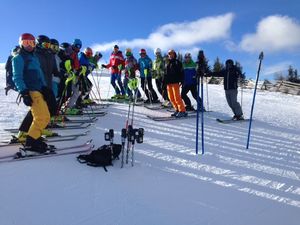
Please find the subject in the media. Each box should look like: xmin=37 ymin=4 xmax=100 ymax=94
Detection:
xmin=20 ymin=89 xmax=32 ymax=106
xmin=101 ymin=64 xmax=107 ymax=68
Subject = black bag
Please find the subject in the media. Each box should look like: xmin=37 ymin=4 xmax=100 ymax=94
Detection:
xmin=77 ymin=144 xmax=122 ymax=172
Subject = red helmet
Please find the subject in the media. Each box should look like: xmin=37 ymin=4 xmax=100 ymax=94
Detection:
xmin=139 ymin=49 xmax=146 ymax=55
xmin=19 ymin=33 xmax=35 ymax=52
xmin=84 ymin=47 xmax=93 ymax=58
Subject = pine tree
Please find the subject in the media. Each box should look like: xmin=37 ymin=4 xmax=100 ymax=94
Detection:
xmin=212 ymin=57 xmax=224 ymax=72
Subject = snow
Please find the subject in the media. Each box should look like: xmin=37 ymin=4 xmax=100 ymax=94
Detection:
xmin=0 ymin=66 xmax=300 ymax=225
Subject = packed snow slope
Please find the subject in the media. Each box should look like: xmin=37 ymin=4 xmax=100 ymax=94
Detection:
xmin=0 ymin=65 xmax=300 ymax=225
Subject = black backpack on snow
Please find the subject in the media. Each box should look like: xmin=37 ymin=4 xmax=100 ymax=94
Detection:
xmin=77 ymin=144 xmax=122 ymax=172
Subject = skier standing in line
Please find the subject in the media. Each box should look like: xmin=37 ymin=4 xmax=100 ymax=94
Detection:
xmin=138 ymin=48 xmax=159 ymax=104
xmin=101 ymin=45 xmax=126 ymax=99
xmin=152 ymin=48 xmax=170 ymax=107
xmin=12 ymin=33 xmax=51 ymax=155
xmin=211 ymin=59 xmax=245 ymax=120
xmin=123 ymin=48 xmax=142 ymax=100
xmin=181 ymin=53 xmax=206 ymax=112
xmin=164 ymin=49 xmax=187 ymax=117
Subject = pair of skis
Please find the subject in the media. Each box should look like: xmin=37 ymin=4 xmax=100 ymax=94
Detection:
xmin=0 ymin=139 xmax=93 ymax=163
xmin=0 ymin=131 xmax=90 ymax=148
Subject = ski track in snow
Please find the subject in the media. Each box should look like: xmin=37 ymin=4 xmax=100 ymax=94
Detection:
xmin=0 ymin=64 xmax=300 ymax=225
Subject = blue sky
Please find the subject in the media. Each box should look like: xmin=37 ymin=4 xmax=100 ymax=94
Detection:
xmin=1 ymin=0 xmax=299 ymax=79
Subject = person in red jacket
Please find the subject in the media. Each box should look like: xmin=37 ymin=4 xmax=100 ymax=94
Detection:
xmin=102 ymin=45 xmax=125 ymax=98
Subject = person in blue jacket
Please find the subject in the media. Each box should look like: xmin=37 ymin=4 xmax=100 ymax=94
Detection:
xmin=181 ymin=53 xmax=205 ymax=111
xmin=138 ymin=49 xmax=159 ymax=103
xmin=12 ymin=33 xmax=51 ymax=155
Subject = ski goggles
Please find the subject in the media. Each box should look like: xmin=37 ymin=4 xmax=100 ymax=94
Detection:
xmin=74 ymin=44 xmax=81 ymax=49
xmin=20 ymin=39 xmax=36 ymax=48
xmin=41 ymin=42 xmax=51 ymax=49
xmin=50 ymin=44 xmax=59 ymax=52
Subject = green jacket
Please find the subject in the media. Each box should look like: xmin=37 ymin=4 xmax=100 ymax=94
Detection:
xmin=152 ymin=55 xmax=165 ymax=79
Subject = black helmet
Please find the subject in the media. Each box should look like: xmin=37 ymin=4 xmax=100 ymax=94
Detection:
xmin=50 ymin=38 xmax=59 ymax=45
xmin=225 ymin=59 xmax=234 ymax=66
xmin=36 ymin=35 xmax=50 ymax=45
xmin=59 ymin=42 xmax=73 ymax=55
xmin=59 ymin=42 xmax=71 ymax=51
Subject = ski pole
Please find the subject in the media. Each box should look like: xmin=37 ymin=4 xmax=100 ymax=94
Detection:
xmin=121 ymin=128 xmax=127 ymax=168
xmin=246 ymin=52 xmax=264 ymax=149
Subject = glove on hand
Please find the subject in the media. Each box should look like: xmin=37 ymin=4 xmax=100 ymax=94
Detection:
xmin=20 ymin=89 xmax=32 ymax=106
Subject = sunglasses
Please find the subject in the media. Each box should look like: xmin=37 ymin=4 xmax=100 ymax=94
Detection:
xmin=74 ymin=44 xmax=82 ymax=49
xmin=21 ymin=39 xmax=35 ymax=48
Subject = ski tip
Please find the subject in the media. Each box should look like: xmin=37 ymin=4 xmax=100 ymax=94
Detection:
xmin=86 ymin=139 xmax=93 ymax=145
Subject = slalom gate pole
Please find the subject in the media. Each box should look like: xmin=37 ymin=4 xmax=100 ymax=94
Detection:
xmin=196 ymin=50 xmax=206 ymax=155
xmin=246 ymin=52 xmax=264 ymax=149
xmin=200 ymin=75 xmax=204 ymax=155
xmin=206 ymin=77 xmax=209 ymax=111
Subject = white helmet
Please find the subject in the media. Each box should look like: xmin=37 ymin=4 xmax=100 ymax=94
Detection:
xmin=154 ymin=48 xmax=161 ymax=54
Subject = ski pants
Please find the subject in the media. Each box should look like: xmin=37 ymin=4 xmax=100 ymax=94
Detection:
xmin=167 ymin=83 xmax=186 ymax=112
xmin=66 ymin=82 xmax=81 ymax=108
xmin=111 ymin=73 xmax=125 ymax=95
xmin=155 ymin=78 xmax=168 ymax=101
xmin=140 ymin=77 xmax=158 ymax=101
xmin=27 ymin=91 xmax=50 ymax=139
xmin=181 ymin=84 xmax=204 ymax=109
xmin=225 ymin=89 xmax=243 ymax=116
xmin=123 ymin=77 xmax=141 ymax=98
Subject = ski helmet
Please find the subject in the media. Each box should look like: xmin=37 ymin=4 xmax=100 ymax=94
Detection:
xmin=168 ymin=49 xmax=176 ymax=58
xmin=225 ymin=59 xmax=234 ymax=66
xmin=50 ymin=38 xmax=59 ymax=53
xmin=19 ymin=33 xmax=35 ymax=52
xmin=50 ymin=38 xmax=59 ymax=45
xmin=72 ymin=39 xmax=82 ymax=48
xmin=84 ymin=47 xmax=93 ymax=58
xmin=184 ymin=53 xmax=191 ymax=59
xmin=36 ymin=35 xmax=50 ymax=49
xmin=154 ymin=48 xmax=161 ymax=55
xmin=125 ymin=48 xmax=132 ymax=56
xmin=59 ymin=42 xmax=73 ymax=56
xmin=139 ymin=49 xmax=146 ymax=55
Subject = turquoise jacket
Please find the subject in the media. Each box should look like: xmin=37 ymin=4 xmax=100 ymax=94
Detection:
xmin=12 ymin=49 xmax=46 ymax=93
xmin=138 ymin=55 xmax=152 ymax=78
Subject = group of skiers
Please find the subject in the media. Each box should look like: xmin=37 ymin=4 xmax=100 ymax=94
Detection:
xmin=5 ymin=33 xmax=102 ymax=155
xmin=5 ymin=32 xmax=245 ymax=155
xmin=101 ymin=46 xmax=244 ymax=119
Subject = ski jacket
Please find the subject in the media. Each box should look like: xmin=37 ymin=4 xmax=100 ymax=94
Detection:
xmin=124 ymin=55 xmax=138 ymax=78
xmin=79 ymin=52 xmax=93 ymax=75
xmin=183 ymin=60 xmax=197 ymax=86
xmin=12 ymin=49 xmax=46 ymax=93
xmin=35 ymin=47 xmax=59 ymax=89
xmin=105 ymin=51 xmax=125 ymax=74
xmin=152 ymin=56 xmax=165 ymax=79
xmin=212 ymin=66 xmax=242 ymax=90
xmin=138 ymin=55 xmax=152 ymax=78
xmin=70 ymin=49 xmax=80 ymax=71
xmin=164 ymin=58 xmax=184 ymax=85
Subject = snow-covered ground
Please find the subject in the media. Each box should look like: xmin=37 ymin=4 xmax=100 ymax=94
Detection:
xmin=0 ymin=64 xmax=300 ymax=225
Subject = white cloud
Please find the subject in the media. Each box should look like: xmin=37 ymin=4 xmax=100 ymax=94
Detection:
xmin=263 ymin=61 xmax=292 ymax=76
xmin=240 ymin=15 xmax=300 ymax=53
xmin=92 ymin=13 xmax=234 ymax=53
